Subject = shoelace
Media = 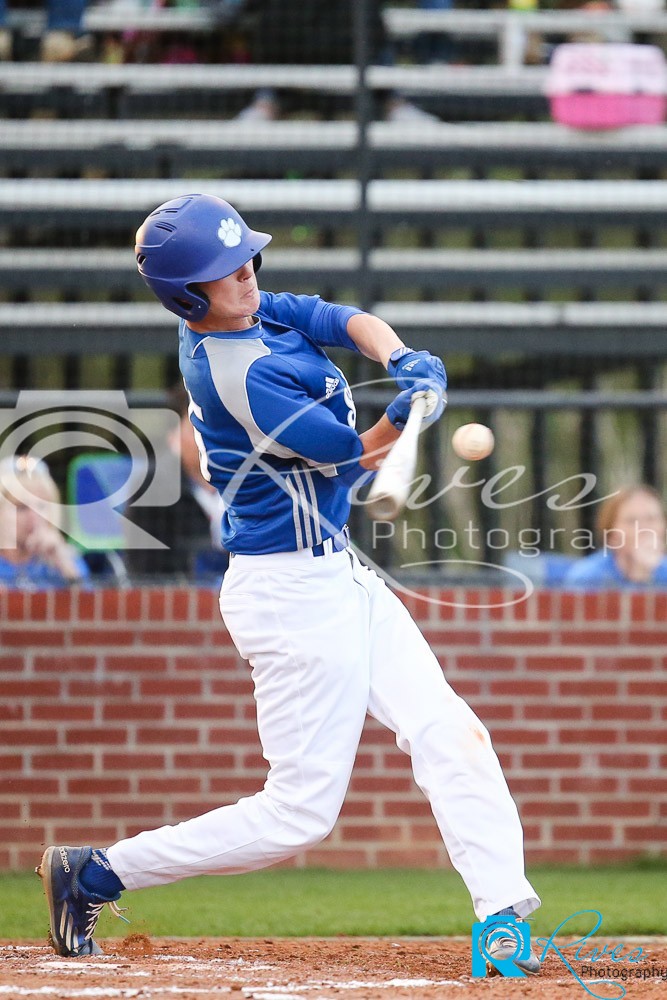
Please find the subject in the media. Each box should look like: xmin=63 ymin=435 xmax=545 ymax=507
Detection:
xmin=84 ymin=899 xmax=130 ymax=941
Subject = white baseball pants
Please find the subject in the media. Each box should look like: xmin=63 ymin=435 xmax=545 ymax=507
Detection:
xmin=108 ymin=545 xmax=539 ymax=920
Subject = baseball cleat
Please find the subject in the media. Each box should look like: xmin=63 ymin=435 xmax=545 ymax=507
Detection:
xmin=36 ymin=845 xmax=127 ymax=957
xmin=485 ymin=920 xmax=541 ymax=977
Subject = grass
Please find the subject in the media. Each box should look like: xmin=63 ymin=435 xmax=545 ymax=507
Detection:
xmin=3 ymin=860 xmax=666 ymax=941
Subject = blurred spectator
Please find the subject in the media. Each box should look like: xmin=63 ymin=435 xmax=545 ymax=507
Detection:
xmin=235 ymin=0 xmax=440 ymax=122
xmin=125 ymin=384 xmax=229 ymax=584
xmin=564 ymin=485 xmax=667 ymax=588
xmin=0 ymin=0 xmax=92 ymax=61
xmin=0 ymin=455 xmax=89 ymax=588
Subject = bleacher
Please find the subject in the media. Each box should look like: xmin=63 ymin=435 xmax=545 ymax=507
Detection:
xmin=1 ymin=3 xmax=667 ymax=560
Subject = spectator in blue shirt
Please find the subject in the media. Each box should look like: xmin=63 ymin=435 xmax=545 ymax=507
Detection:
xmin=564 ymin=485 xmax=667 ymax=588
xmin=0 ymin=455 xmax=89 ymax=588
xmin=0 ymin=0 xmax=91 ymax=62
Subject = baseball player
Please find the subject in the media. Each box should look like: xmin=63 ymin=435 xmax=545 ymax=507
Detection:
xmin=37 ymin=193 xmax=540 ymax=974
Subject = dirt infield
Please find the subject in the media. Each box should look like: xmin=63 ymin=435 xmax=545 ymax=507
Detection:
xmin=2 ymin=937 xmax=666 ymax=999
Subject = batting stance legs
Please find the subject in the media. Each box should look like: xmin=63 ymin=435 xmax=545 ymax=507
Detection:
xmin=105 ymin=545 xmax=539 ymax=921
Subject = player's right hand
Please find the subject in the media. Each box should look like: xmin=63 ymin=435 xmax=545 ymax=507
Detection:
xmin=387 ymin=349 xmax=447 ymax=394
xmin=386 ymin=379 xmax=446 ymax=430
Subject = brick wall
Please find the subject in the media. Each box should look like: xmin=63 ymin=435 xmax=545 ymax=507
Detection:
xmin=1 ymin=586 xmax=665 ymax=871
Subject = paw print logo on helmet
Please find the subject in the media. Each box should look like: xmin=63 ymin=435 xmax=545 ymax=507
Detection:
xmin=218 ymin=218 xmax=242 ymax=248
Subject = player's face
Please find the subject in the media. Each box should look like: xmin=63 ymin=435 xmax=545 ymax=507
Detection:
xmin=192 ymin=260 xmax=260 ymax=332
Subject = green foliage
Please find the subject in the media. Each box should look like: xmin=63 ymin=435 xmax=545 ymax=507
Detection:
xmin=7 ymin=860 xmax=666 ymax=942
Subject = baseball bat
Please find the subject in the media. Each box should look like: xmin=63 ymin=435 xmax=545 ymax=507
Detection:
xmin=366 ymin=394 xmax=428 ymax=522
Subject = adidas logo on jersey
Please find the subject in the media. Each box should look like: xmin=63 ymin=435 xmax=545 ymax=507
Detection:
xmin=324 ymin=376 xmax=340 ymax=399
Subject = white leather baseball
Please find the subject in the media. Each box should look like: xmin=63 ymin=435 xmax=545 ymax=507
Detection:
xmin=451 ymin=423 xmax=494 ymax=461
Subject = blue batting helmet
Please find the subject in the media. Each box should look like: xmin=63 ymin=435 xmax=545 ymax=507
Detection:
xmin=135 ymin=193 xmax=272 ymax=321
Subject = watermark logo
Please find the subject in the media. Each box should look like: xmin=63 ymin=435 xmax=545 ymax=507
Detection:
xmin=471 ymin=914 xmax=532 ymax=978
xmin=0 ymin=390 xmax=181 ymax=550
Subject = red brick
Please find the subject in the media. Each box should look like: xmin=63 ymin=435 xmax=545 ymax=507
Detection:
xmin=101 ymin=589 xmax=120 ymax=620
xmin=104 ymin=655 xmax=167 ymax=674
xmin=103 ymin=753 xmax=166 ymax=770
xmin=138 ymin=777 xmax=201 ymax=794
xmin=3 ymin=727 xmax=58 ymax=746
xmin=590 ymin=801 xmax=651 ymax=818
xmin=139 ymin=629 xmax=206 ymax=646
xmin=559 ymin=728 xmax=619 ymax=745
xmin=524 ymin=656 xmax=585 ymax=672
xmin=100 ymin=801 xmax=166 ymax=821
xmin=172 ymin=653 xmax=230 ymax=672
xmin=209 ymin=727 xmax=259 ymax=746
xmin=33 ymin=654 xmax=97 ymax=674
xmin=136 ymin=726 xmax=200 ymax=744
xmin=173 ymin=753 xmax=235 ymax=770
xmin=340 ymin=824 xmax=403 ymax=842
xmin=68 ymin=778 xmax=131 ymax=795
xmin=553 ymin=823 xmax=614 ymax=841
xmin=70 ymin=629 xmax=135 ymax=646
xmin=52 ymin=590 xmax=74 ymax=622
xmin=522 ymin=752 xmax=582 ymax=769
xmin=0 ymin=755 xmax=22 ymax=770
xmin=146 ymin=590 xmax=167 ymax=621
xmin=524 ymin=703 xmax=584 ymax=721
xmin=32 ymin=753 xmax=94 ymax=770
xmin=75 ymin=590 xmax=98 ymax=621
xmin=560 ymin=776 xmax=619 ymax=794
xmin=65 ymin=728 xmax=128 ymax=746
xmin=0 ymin=680 xmax=61 ymax=698
xmin=491 ymin=630 xmax=554 ymax=647
xmin=139 ymin=679 xmax=202 ymax=698
xmin=627 ymin=777 xmax=667 ymax=794
xmin=627 ymin=680 xmax=667 ymax=697
xmin=627 ymin=630 xmax=667 ymax=645
xmin=624 ymin=826 xmax=667 ymax=843
xmin=0 ymin=803 xmax=21 ymax=819
xmin=598 ymin=753 xmax=650 ymax=769
xmin=174 ymin=703 xmax=235 ymax=720
xmin=376 ymin=848 xmax=442 ymax=866
xmin=490 ymin=680 xmax=550 ymax=697
xmin=30 ymin=802 xmax=93 ymax=820
xmin=52 ymin=826 xmax=119 ymax=843
xmin=0 ymin=655 xmax=25 ymax=671
xmin=209 ymin=777 xmax=263 ymax=795
xmin=0 ymin=704 xmax=23 ymax=721
xmin=456 ymin=655 xmax=516 ymax=672
xmin=591 ymin=704 xmax=652 ymax=721
xmin=625 ymin=728 xmax=667 ymax=744
xmin=0 ymin=629 xmax=66 ymax=647
xmin=0 ymin=825 xmax=45 ymax=842
xmin=491 ymin=728 xmax=550 ymax=746
xmin=381 ymin=798 xmax=433 ymax=819
xmin=170 ymin=590 xmax=191 ymax=622
xmin=197 ymin=589 xmax=218 ymax=620
xmin=559 ymin=680 xmax=619 ymax=697
xmin=121 ymin=589 xmax=144 ymax=622
xmin=5 ymin=777 xmax=60 ymax=794
xmin=521 ymin=800 xmax=581 ymax=817
xmin=69 ymin=679 xmax=133 ymax=698
xmin=103 ymin=703 xmax=164 ymax=721
xmin=1 ymin=591 xmax=26 ymax=619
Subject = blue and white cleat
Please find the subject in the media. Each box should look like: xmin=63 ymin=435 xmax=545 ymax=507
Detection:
xmin=485 ymin=920 xmax=541 ymax=977
xmin=36 ymin=845 xmax=127 ymax=957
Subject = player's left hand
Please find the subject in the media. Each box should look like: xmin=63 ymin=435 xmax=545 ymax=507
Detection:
xmin=387 ymin=349 xmax=447 ymax=394
xmin=386 ymin=379 xmax=446 ymax=430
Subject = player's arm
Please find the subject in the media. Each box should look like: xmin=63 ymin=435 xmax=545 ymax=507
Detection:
xmin=346 ymin=312 xmax=404 ymax=367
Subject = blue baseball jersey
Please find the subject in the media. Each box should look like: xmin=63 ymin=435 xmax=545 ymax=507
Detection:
xmin=178 ymin=290 xmax=369 ymax=554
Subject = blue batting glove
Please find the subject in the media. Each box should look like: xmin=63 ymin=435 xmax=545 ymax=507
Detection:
xmin=386 ymin=379 xmax=447 ymax=431
xmin=387 ymin=348 xmax=447 ymax=394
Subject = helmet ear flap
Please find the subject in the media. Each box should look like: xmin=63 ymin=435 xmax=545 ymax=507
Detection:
xmin=253 ymin=253 xmax=263 ymax=274
xmin=174 ymin=284 xmax=209 ymax=319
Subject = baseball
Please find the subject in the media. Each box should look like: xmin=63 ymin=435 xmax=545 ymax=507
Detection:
xmin=451 ymin=423 xmax=495 ymax=461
